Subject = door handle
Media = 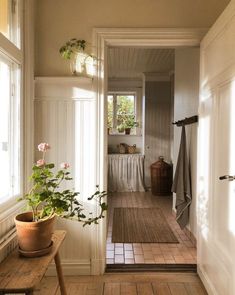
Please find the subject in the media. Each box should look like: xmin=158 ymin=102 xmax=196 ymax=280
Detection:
xmin=219 ymin=175 xmax=235 ymax=181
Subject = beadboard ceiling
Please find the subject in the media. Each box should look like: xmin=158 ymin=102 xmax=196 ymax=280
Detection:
xmin=108 ymin=47 xmax=175 ymax=79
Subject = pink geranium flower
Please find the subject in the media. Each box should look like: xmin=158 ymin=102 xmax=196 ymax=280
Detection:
xmin=38 ymin=143 xmax=50 ymax=152
xmin=36 ymin=159 xmax=45 ymax=167
xmin=60 ymin=162 xmax=70 ymax=169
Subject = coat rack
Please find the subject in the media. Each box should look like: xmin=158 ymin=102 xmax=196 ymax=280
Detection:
xmin=172 ymin=115 xmax=198 ymax=127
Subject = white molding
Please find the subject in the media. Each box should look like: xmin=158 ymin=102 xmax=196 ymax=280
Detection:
xmin=92 ymin=27 xmax=208 ymax=275
xmin=198 ymin=266 xmax=218 ymax=295
xmin=35 ymin=76 xmax=94 ymax=101
xmin=34 ymin=96 xmax=95 ymax=102
xmin=0 ymin=201 xmax=24 ymax=222
xmin=35 ymin=76 xmax=93 ymax=84
xmin=90 ymin=257 xmax=106 ymax=275
xmin=23 ymin=0 xmax=35 ymax=191
xmin=93 ymin=28 xmax=208 ymax=47
xmin=46 ymin=260 xmax=91 ymax=276
xmin=201 ymin=1 xmax=234 ymax=50
xmin=0 ymin=33 xmax=23 ymax=64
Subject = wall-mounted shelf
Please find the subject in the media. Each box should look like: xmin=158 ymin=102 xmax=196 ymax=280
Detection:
xmin=35 ymin=76 xmax=93 ymax=84
xmin=35 ymin=76 xmax=94 ymax=101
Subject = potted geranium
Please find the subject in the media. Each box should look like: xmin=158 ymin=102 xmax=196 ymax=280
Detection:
xmin=15 ymin=143 xmax=107 ymax=257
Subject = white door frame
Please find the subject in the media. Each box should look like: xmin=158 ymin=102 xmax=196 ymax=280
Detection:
xmin=92 ymin=27 xmax=207 ymax=274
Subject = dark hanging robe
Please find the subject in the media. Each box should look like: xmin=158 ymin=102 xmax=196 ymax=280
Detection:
xmin=172 ymin=125 xmax=192 ymax=229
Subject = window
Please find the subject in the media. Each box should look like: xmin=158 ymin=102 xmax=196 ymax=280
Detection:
xmin=0 ymin=0 xmax=22 ymax=207
xmin=107 ymin=92 xmax=137 ymax=134
xmin=0 ymin=0 xmax=21 ymax=47
xmin=0 ymin=55 xmax=20 ymax=204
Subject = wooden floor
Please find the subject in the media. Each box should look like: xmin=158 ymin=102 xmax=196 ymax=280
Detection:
xmin=107 ymin=192 xmax=197 ymax=265
xmin=37 ymin=272 xmax=207 ymax=294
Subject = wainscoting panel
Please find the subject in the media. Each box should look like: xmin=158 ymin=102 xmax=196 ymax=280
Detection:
xmin=34 ymin=77 xmax=98 ymax=274
xmin=0 ymin=204 xmax=23 ymax=263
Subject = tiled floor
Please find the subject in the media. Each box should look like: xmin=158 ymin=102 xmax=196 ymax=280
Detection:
xmin=106 ymin=192 xmax=197 ymax=265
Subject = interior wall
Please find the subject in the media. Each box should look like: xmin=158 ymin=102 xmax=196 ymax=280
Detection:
xmin=144 ymin=80 xmax=172 ymax=187
xmin=34 ymin=0 xmax=229 ymax=76
xmin=173 ymin=48 xmax=200 ymax=238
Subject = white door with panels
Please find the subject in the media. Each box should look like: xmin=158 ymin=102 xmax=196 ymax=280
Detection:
xmin=198 ymin=1 xmax=235 ymax=294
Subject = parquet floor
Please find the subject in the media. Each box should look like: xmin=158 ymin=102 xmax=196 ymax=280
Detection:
xmin=37 ymin=272 xmax=207 ymax=294
xmin=106 ymin=192 xmax=196 ymax=265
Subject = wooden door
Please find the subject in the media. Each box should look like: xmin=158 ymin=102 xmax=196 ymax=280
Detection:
xmin=198 ymin=1 xmax=235 ymax=294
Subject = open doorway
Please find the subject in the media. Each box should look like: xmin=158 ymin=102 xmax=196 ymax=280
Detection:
xmin=105 ymin=46 xmax=198 ymax=270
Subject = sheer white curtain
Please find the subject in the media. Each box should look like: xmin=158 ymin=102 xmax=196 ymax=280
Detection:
xmin=108 ymin=154 xmax=145 ymax=192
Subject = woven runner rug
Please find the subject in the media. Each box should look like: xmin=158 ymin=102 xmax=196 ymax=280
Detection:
xmin=112 ymin=207 xmax=178 ymax=243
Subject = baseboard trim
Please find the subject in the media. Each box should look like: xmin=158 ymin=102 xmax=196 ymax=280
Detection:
xmin=171 ymin=209 xmax=197 ymax=247
xmin=197 ymin=265 xmax=218 ymax=295
xmin=91 ymin=258 xmax=106 ymax=275
xmin=106 ymin=263 xmax=197 ymax=273
xmin=46 ymin=260 xmax=91 ymax=276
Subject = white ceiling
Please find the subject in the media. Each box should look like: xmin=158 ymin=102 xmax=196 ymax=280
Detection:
xmin=108 ymin=47 xmax=175 ymax=79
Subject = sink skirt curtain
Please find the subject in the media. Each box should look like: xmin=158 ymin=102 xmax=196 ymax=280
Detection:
xmin=108 ymin=154 xmax=146 ymax=192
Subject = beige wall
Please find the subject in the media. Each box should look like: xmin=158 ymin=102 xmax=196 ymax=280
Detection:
xmin=173 ymin=48 xmax=200 ymax=238
xmin=35 ymin=0 xmax=230 ymax=76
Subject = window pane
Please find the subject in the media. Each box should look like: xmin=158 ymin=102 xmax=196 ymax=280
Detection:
xmin=107 ymin=95 xmax=114 ymax=128
xmin=0 ymin=0 xmax=9 ymax=37
xmin=0 ymin=55 xmax=20 ymax=204
xmin=0 ymin=58 xmax=10 ymax=199
xmin=0 ymin=0 xmax=21 ymax=47
xmin=117 ymin=95 xmax=135 ymax=116
xmin=116 ymin=95 xmax=135 ymax=128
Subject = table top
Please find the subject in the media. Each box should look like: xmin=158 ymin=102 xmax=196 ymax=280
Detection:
xmin=0 ymin=230 xmax=66 ymax=292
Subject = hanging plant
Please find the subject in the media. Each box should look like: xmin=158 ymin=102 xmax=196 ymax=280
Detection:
xmin=59 ymin=38 xmax=87 ymax=60
xmin=59 ymin=38 xmax=96 ymax=76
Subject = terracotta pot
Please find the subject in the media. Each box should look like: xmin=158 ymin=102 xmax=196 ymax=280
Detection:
xmin=14 ymin=212 xmax=55 ymax=252
xmin=125 ymin=128 xmax=131 ymax=135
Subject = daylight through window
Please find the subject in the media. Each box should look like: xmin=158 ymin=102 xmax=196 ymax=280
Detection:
xmin=0 ymin=0 xmax=22 ymax=207
xmin=107 ymin=93 xmax=137 ymax=134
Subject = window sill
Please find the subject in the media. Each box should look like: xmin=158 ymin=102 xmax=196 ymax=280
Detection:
xmin=108 ymin=134 xmax=142 ymax=137
xmin=0 ymin=198 xmax=24 ymax=221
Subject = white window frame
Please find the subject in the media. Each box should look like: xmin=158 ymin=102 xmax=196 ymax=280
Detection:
xmin=107 ymin=91 xmax=137 ymax=131
xmin=0 ymin=0 xmax=24 ymax=213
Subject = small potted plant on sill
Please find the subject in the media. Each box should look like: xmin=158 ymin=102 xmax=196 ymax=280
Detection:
xmin=15 ymin=143 xmax=107 ymax=257
xmin=123 ymin=115 xmax=139 ymax=135
xmin=117 ymin=123 xmax=125 ymax=134
xmin=59 ymin=38 xmax=96 ymax=76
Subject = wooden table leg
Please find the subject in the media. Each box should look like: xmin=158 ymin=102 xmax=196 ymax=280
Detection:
xmin=54 ymin=252 xmax=67 ymax=295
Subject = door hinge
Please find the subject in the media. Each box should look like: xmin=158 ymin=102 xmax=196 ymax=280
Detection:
xmin=11 ymin=83 xmax=15 ymax=97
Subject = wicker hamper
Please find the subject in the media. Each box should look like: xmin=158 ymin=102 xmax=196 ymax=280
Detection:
xmin=150 ymin=156 xmax=173 ymax=196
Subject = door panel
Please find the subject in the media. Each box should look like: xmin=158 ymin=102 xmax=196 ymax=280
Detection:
xmin=198 ymin=1 xmax=235 ymax=294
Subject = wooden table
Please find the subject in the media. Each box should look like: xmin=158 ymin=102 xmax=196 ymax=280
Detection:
xmin=0 ymin=230 xmax=67 ymax=295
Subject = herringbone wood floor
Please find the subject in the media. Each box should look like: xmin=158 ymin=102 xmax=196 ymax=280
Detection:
xmin=37 ymin=272 xmax=207 ymax=294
